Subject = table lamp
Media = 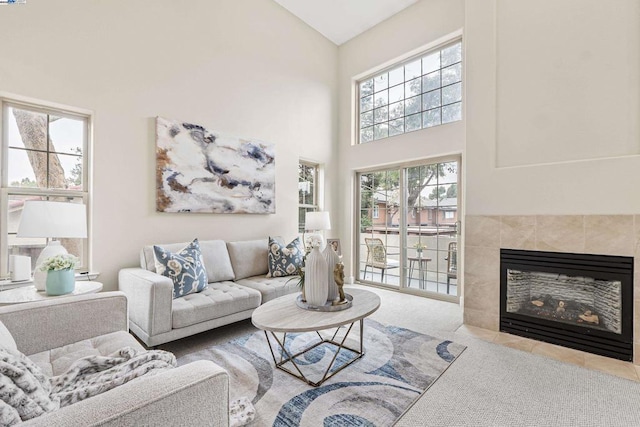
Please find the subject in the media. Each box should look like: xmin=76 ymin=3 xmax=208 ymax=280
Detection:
xmin=16 ymin=201 xmax=87 ymax=290
xmin=305 ymin=211 xmax=331 ymax=250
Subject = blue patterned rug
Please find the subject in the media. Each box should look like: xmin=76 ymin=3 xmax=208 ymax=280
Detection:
xmin=178 ymin=319 xmax=465 ymax=426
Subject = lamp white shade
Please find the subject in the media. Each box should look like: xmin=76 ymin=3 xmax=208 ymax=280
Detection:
xmin=305 ymin=211 xmax=331 ymax=231
xmin=17 ymin=201 xmax=87 ymax=239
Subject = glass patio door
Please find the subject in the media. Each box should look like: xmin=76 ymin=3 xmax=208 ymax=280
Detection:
xmin=358 ymin=169 xmax=402 ymax=286
xmin=357 ymin=158 xmax=459 ymax=300
xmin=402 ymin=160 xmax=459 ymax=298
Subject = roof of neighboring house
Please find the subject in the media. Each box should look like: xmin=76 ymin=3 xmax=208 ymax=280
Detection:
xmin=419 ymin=197 xmax=457 ymax=209
xmin=8 ymin=197 xmax=37 ymax=213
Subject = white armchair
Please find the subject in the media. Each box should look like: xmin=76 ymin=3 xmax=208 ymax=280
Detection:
xmin=0 ymin=292 xmax=229 ymax=426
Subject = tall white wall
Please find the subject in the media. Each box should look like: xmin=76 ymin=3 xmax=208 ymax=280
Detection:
xmin=0 ymin=0 xmax=338 ymax=289
xmin=337 ymin=0 xmax=465 ymax=279
xmin=466 ymin=0 xmax=640 ymax=216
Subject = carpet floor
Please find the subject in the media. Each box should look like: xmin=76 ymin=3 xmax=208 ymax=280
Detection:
xmin=177 ymin=319 xmax=466 ymax=426
xmin=162 ymin=284 xmax=640 ymax=426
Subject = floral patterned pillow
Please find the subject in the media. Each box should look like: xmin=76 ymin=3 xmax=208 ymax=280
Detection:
xmin=267 ymin=236 xmax=304 ymax=277
xmin=153 ymin=239 xmax=208 ymax=298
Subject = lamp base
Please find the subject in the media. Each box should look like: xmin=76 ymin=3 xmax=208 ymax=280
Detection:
xmin=33 ymin=241 xmax=68 ymax=291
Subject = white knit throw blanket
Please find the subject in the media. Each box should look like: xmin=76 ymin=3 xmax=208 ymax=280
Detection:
xmin=0 ymin=346 xmax=176 ymax=425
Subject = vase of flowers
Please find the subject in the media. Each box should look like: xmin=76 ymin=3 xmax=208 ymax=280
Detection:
xmin=413 ymin=242 xmax=427 ymax=256
xmin=40 ymin=254 xmax=78 ymax=295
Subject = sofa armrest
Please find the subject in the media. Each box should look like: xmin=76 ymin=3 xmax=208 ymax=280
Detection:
xmin=0 ymin=292 xmax=128 ymax=356
xmin=118 ymin=268 xmax=173 ymax=340
xmin=23 ymin=360 xmax=229 ymax=427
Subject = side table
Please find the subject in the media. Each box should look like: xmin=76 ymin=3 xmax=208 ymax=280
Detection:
xmin=0 ymin=281 xmax=103 ymax=305
xmin=407 ymin=256 xmax=432 ymax=289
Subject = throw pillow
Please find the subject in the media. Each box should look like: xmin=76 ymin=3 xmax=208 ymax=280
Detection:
xmin=267 ymin=236 xmax=304 ymax=278
xmin=154 ymin=239 xmax=208 ymax=298
xmin=0 ymin=321 xmax=17 ymax=351
xmin=0 ymin=347 xmax=59 ymax=425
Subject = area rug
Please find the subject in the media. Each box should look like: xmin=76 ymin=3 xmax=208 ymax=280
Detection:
xmin=178 ymin=319 xmax=466 ymax=426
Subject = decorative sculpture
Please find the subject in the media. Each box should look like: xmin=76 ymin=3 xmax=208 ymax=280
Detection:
xmin=323 ymin=244 xmax=340 ymax=301
xmin=332 ymin=262 xmax=347 ymax=305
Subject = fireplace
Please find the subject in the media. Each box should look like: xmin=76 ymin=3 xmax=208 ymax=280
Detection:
xmin=500 ymin=249 xmax=633 ymax=361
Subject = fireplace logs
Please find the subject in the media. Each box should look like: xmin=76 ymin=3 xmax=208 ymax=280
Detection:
xmin=518 ymin=295 xmax=603 ymax=330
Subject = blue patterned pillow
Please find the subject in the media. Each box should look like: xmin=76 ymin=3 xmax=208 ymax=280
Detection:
xmin=153 ymin=239 xmax=208 ymax=298
xmin=267 ymin=236 xmax=304 ymax=277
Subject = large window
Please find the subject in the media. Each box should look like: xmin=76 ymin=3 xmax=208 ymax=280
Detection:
xmin=358 ymin=40 xmax=462 ymax=143
xmin=298 ymin=161 xmax=318 ymax=232
xmin=1 ymin=99 xmax=90 ymax=276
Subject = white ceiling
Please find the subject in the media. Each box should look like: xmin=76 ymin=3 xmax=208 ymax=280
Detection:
xmin=273 ymin=0 xmax=419 ymax=46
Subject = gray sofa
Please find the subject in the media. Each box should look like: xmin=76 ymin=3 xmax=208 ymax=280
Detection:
xmin=0 ymin=291 xmax=229 ymax=426
xmin=119 ymin=238 xmax=300 ymax=347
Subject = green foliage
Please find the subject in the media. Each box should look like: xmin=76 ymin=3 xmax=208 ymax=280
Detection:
xmin=10 ymin=177 xmax=37 ymax=187
xmin=359 ymin=162 xmax=457 ymax=226
xmin=360 ymin=213 xmax=372 ymax=231
xmin=68 ymin=147 xmax=82 ymax=187
xmin=428 ymin=186 xmax=446 ymax=200
xmin=446 ymin=183 xmax=457 ymax=198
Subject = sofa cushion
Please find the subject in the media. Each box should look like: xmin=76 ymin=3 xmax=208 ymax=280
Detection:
xmin=28 ymin=331 xmax=143 ymax=377
xmin=267 ymin=236 xmax=304 ymax=278
xmin=171 ymin=282 xmax=261 ymax=329
xmin=141 ymin=239 xmax=235 ymax=283
xmin=154 ymin=239 xmax=208 ymax=298
xmin=0 ymin=320 xmax=17 ymax=351
xmin=227 ymin=239 xmax=269 ymax=280
xmin=234 ymin=275 xmax=300 ymax=303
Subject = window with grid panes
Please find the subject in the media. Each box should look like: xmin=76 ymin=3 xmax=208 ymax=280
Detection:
xmin=298 ymin=161 xmax=318 ymax=232
xmin=358 ymin=41 xmax=462 ymax=143
xmin=1 ymin=99 xmax=90 ymax=277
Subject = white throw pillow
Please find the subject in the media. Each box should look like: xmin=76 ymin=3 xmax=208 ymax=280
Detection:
xmin=0 ymin=321 xmax=17 ymax=351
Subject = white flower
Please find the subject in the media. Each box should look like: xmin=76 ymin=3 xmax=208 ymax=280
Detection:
xmin=304 ymin=235 xmax=322 ymax=249
xmin=40 ymin=254 xmax=78 ymax=271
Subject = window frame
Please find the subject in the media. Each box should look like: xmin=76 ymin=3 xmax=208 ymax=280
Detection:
xmin=0 ymin=97 xmax=92 ymax=277
xmin=298 ymin=160 xmax=319 ymax=233
xmin=356 ymin=38 xmax=463 ymax=144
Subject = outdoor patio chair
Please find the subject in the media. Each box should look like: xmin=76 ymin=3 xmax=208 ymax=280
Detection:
xmin=364 ymin=238 xmax=400 ymax=282
xmin=445 ymin=241 xmax=457 ymax=294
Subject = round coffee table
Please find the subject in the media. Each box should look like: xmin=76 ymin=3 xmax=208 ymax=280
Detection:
xmin=252 ymin=288 xmax=380 ymax=387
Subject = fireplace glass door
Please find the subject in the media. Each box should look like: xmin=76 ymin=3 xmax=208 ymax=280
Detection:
xmin=500 ymin=249 xmax=633 ymax=361
xmin=506 ymin=269 xmax=622 ymax=334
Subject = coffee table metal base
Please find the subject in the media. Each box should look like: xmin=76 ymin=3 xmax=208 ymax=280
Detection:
xmin=264 ymin=319 xmax=364 ymax=387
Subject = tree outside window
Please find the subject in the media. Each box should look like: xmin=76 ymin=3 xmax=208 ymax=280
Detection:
xmin=358 ymin=40 xmax=462 ymax=143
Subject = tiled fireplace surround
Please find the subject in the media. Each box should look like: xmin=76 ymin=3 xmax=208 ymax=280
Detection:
xmin=463 ymin=215 xmax=640 ymax=365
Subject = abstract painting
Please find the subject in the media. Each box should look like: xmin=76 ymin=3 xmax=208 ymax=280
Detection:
xmin=156 ymin=117 xmax=275 ymax=213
